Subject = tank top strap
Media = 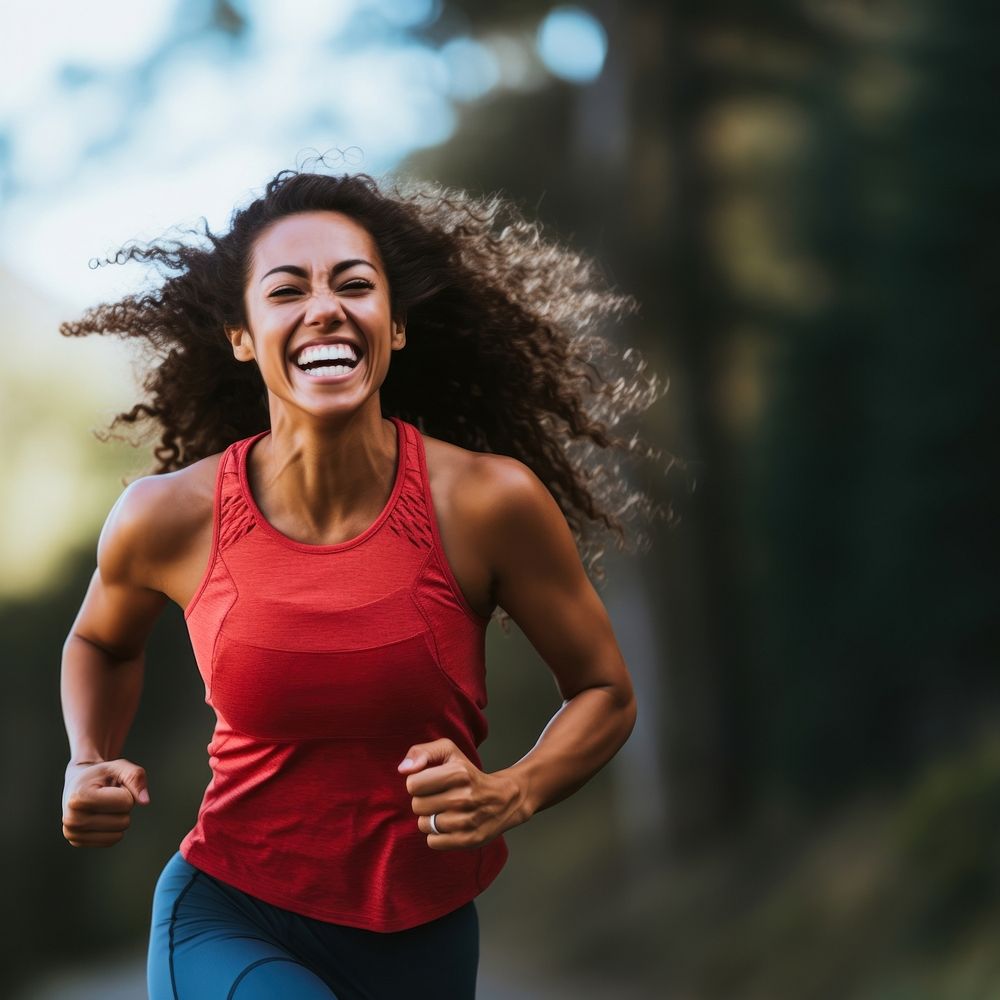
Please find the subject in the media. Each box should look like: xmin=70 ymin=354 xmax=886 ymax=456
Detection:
xmin=383 ymin=419 xmax=436 ymax=554
xmin=217 ymin=433 xmax=262 ymax=555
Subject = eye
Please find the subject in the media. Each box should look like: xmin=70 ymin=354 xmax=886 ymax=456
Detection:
xmin=268 ymin=279 xmax=374 ymax=299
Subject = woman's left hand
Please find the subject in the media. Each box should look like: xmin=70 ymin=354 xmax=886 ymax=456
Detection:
xmin=398 ymin=738 xmax=527 ymax=851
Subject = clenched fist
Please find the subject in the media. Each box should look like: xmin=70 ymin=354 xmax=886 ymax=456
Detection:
xmin=61 ymin=759 xmax=150 ymax=848
xmin=397 ymin=738 xmax=525 ymax=851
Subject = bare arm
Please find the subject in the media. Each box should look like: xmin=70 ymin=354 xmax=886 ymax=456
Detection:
xmin=61 ymin=478 xmax=170 ymax=845
xmin=398 ymin=454 xmax=638 ymax=850
xmin=480 ymin=456 xmax=638 ymax=823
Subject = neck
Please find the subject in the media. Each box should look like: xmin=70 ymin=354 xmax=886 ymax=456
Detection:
xmin=251 ymin=406 xmax=398 ymax=543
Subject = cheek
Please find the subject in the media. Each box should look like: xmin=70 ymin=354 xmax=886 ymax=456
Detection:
xmin=254 ymin=307 xmax=301 ymax=347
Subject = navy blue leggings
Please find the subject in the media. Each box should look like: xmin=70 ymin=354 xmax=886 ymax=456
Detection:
xmin=147 ymin=851 xmax=479 ymax=999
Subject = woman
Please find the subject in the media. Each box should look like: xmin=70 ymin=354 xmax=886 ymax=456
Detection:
xmin=59 ymin=167 xmax=666 ymax=999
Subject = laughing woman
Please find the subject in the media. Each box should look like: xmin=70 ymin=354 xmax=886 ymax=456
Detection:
xmin=58 ymin=167 xmax=667 ymax=999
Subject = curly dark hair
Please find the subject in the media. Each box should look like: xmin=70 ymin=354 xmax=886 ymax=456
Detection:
xmin=60 ymin=165 xmax=675 ymax=630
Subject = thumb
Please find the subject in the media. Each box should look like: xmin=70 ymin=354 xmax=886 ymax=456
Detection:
xmin=113 ymin=761 xmax=150 ymax=805
xmin=398 ymin=739 xmax=456 ymax=773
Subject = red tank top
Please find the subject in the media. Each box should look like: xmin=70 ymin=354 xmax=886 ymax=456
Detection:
xmin=178 ymin=416 xmax=508 ymax=931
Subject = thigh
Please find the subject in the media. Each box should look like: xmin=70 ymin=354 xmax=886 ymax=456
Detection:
xmin=292 ymin=899 xmax=480 ymax=1000
xmin=147 ymin=851 xmax=338 ymax=1000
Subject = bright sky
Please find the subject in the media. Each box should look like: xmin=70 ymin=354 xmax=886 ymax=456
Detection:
xmin=0 ymin=0 xmax=606 ymax=310
xmin=0 ymin=0 xmax=452 ymax=308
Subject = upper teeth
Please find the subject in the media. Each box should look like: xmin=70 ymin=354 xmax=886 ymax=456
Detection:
xmin=296 ymin=343 xmax=359 ymax=366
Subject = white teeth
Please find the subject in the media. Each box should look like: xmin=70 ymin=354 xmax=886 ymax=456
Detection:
xmin=302 ymin=364 xmax=354 ymax=377
xmin=296 ymin=343 xmax=359 ymax=366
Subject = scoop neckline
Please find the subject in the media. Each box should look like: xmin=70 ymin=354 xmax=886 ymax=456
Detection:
xmin=237 ymin=416 xmax=407 ymax=554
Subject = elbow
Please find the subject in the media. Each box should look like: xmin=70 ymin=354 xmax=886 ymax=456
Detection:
xmin=600 ymin=675 xmax=638 ymax=739
xmin=605 ymin=678 xmax=637 ymax=743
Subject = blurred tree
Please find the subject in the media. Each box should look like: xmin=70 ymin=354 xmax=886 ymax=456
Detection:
xmin=748 ymin=0 xmax=1000 ymax=799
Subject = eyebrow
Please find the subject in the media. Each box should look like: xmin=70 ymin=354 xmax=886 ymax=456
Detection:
xmin=259 ymin=259 xmax=376 ymax=284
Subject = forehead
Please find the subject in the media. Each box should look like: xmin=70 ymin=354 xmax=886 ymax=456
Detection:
xmin=249 ymin=210 xmax=380 ymax=276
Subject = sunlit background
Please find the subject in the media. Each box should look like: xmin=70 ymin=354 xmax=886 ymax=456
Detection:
xmin=3 ymin=1 xmax=996 ymax=998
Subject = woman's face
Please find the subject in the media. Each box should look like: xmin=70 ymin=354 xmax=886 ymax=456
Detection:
xmin=231 ymin=209 xmax=404 ymax=418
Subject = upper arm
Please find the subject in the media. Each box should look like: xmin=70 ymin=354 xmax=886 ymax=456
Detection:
xmin=69 ymin=477 xmax=170 ymax=660
xmin=474 ymin=455 xmax=636 ymax=708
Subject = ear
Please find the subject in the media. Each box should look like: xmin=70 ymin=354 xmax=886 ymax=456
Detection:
xmin=391 ymin=318 xmax=406 ymax=350
xmin=225 ymin=324 xmax=256 ymax=363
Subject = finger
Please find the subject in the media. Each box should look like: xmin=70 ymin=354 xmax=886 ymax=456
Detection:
xmin=67 ymin=786 xmax=136 ymax=814
xmin=63 ymin=813 xmax=131 ymax=833
xmin=417 ymin=816 xmax=479 ymax=850
xmin=113 ymin=763 xmax=150 ymax=805
xmin=420 ymin=810 xmax=477 ymax=834
xmin=398 ymin=739 xmax=457 ymax=773
xmin=409 ymin=790 xmax=462 ymax=815
xmin=397 ymin=752 xmax=428 ymax=773
xmin=405 ymin=764 xmax=469 ymax=797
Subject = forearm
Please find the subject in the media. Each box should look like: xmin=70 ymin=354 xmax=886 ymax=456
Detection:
xmin=61 ymin=634 xmax=145 ymax=764
xmin=497 ymin=685 xmax=637 ymax=825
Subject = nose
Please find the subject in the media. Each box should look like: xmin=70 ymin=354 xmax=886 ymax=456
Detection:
xmin=303 ymin=287 xmax=347 ymax=327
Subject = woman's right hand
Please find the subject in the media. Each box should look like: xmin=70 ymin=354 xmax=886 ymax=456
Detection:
xmin=61 ymin=759 xmax=150 ymax=848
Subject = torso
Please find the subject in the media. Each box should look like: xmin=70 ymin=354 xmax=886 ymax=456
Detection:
xmin=148 ymin=428 xmax=497 ymax=621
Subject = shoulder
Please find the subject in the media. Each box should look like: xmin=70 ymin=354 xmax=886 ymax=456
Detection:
xmin=98 ymin=451 xmax=224 ymax=592
xmin=420 ymin=432 xmax=560 ymax=548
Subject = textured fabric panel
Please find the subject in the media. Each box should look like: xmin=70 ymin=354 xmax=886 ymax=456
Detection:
xmin=385 ymin=485 xmax=434 ymax=551
xmin=218 ymin=486 xmax=256 ymax=553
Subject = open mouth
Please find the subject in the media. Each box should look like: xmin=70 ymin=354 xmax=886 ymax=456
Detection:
xmin=292 ymin=342 xmax=364 ymax=380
